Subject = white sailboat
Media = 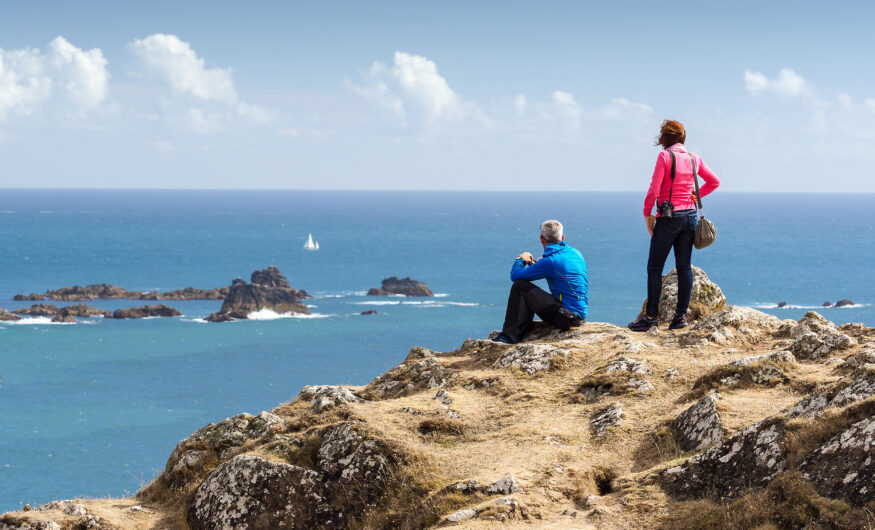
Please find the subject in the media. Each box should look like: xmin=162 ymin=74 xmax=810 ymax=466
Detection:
xmin=303 ymin=233 xmax=319 ymax=251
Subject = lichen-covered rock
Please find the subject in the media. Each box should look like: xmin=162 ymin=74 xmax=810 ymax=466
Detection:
xmin=38 ymin=501 xmax=86 ymax=516
xmin=487 ymin=475 xmax=521 ymax=494
xmin=317 ymin=423 xmax=389 ymax=485
xmin=590 ymin=403 xmax=624 ymax=436
xmin=365 ymin=354 xmax=450 ymax=399
xmin=801 ymin=415 xmax=875 ymax=506
xmin=648 ymin=266 xmax=727 ymax=322
xmin=673 ymin=393 xmax=726 ymax=451
xmin=694 ymin=305 xmax=781 ymax=332
xmin=844 ymin=350 xmax=875 ymax=369
xmin=661 ymin=418 xmax=786 ymax=499
xmin=729 ymin=351 xmax=796 ymax=367
xmin=299 ymin=385 xmax=365 ymax=413
xmin=187 ymin=455 xmax=327 ymax=530
xmin=163 ymin=411 xmax=284 ymax=485
xmin=493 ymin=343 xmax=569 ymax=375
xmin=445 ymin=508 xmax=477 ymax=523
xmin=786 ymin=372 xmax=875 ymax=418
xmin=605 ymin=357 xmax=652 ymax=375
xmin=778 ymin=312 xmax=855 ymax=360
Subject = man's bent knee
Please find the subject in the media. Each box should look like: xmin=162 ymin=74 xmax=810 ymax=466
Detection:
xmin=511 ymin=279 xmax=534 ymax=291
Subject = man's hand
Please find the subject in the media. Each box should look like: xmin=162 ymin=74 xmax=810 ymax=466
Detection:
xmin=518 ymin=251 xmax=535 ymax=264
xmin=645 ymin=215 xmax=656 ymax=236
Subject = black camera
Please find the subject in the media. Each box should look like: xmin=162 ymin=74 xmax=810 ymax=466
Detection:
xmin=657 ymin=200 xmax=674 ymax=218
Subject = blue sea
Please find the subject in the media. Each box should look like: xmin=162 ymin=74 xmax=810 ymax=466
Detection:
xmin=0 ymin=190 xmax=873 ymax=511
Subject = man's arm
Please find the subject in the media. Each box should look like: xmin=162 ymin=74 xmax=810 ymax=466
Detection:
xmin=510 ymin=256 xmax=553 ymax=282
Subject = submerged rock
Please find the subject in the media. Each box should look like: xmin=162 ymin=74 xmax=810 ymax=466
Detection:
xmin=835 ymin=299 xmax=855 ymax=308
xmin=367 ymin=276 xmax=434 ymax=297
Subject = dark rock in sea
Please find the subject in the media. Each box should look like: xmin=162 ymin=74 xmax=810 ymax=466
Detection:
xmin=14 ymin=284 xmax=230 ymax=301
xmin=361 ymin=310 xmax=378 ymax=315
xmin=13 ymin=304 xmax=60 ymax=316
xmin=823 ymin=301 xmax=833 ymax=307
xmin=367 ymin=276 xmax=434 ymax=297
xmin=51 ymin=312 xmax=77 ymax=323
xmin=111 ymin=304 xmax=182 ymax=319
xmin=205 ymin=267 xmax=309 ymax=322
xmin=835 ymin=299 xmax=855 ymax=307
xmin=12 ymin=293 xmax=45 ymax=301
xmin=777 ymin=301 xmax=787 ymax=308
xmin=250 ymin=266 xmax=291 ymax=289
xmin=0 ymin=308 xmax=22 ymax=321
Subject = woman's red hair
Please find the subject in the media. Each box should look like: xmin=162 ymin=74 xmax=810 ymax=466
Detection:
xmin=656 ymin=120 xmax=686 ymax=149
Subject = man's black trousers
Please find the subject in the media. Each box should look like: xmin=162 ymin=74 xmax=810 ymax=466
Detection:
xmin=502 ymin=279 xmax=574 ymax=343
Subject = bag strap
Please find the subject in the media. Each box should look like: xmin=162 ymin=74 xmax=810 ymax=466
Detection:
xmin=688 ymin=153 xmax=703 ymax=213
xmin=667 ymin=150 xmax=676 ymax=204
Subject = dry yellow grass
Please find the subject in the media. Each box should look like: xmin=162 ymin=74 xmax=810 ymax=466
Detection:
xmin=2 ymin=316 xmax=873 ymax=528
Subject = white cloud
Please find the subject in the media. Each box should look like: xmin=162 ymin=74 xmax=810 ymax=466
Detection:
xmin=130 ymin=34 xmax=236 ymax=103
xmin=186 ymin=108 xmax=226 ymax=134
xmin=744 ymin=68 xmax=807 ymax=97
xmin=47 ymin=37 xmax=109 ymax=111
xmin=866 ymin=99 xmax=875 ymax=114
xmin=602 ymin=97 xmax=652 ymax=120
xmin=0 ymin=37 xmax=108 ymax=120
xmin=837 ymin=93 xmax=853 ymax=109
xmin=350 ymin=51 xmax=481 ymax=127
xmin=552 ymin=90 xmax=581 ymax=132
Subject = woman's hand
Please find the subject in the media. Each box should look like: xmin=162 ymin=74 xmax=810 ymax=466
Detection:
xmin=645 ymin=215 xmax=656 ymax=236
xmin=690 ymin=192 xmax=699 ymax=205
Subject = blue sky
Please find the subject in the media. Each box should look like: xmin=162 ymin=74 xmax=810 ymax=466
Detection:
xmin=1 ymin=1 xmax=874 ymax=191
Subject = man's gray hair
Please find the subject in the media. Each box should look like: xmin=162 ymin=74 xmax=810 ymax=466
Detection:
xmin=540 ymin=219 xmax=563 ymax=244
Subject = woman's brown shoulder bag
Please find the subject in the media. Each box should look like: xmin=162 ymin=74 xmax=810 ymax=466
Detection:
xmin=689 ymin=154 xmax=717 ymax=249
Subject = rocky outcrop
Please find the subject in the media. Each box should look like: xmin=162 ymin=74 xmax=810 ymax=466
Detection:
xmin=672 ymin=393 xmax=726 ymax=451
xmin=778 ymin=311 xmax=854 ymax=360
xmin=0 ymin=308 xmax=22 ymax=321
xmin=12 ymin=304 xmax=60 ymax=316
xmin=661 ymin=418 xmax=787 ymax=499
xmin=835 ymin=299 xmax=855 ymax=307
xmin=299 ymin=385 xmax=366 ymax=413
xmin=205 ymin=267 xmax=309 ymax=322
xmin=800 ymin=415 xmax=875 ymax=506
xmin=492 ymin=343 xmax=569 ymax=375
xmin=367 ymin=276 xmax=434 ymax=297
xmin=643 ymin=265 xmax=726 ymax=322
xmin=12 ymin=304 xmax=111 ymax=321
xmin=786 ymin=371 xmax=875 ymax=418
xmin=111 ymin=304 xmax=181 ymax=319
xmin=590 ymin=403 xmax=624 ymax=436
xmin=364 ymin=347 xmax=452 ymax=399
xmin=14 ymin=284 xmax=229 ymax=301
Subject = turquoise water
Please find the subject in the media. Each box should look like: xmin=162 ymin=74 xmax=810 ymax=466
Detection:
xmin=0 ymin=190 xmax=873 ymax=510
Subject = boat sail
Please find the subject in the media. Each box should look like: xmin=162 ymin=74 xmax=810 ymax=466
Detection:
xmin=303 ymin=233 xmax=319 ymax=251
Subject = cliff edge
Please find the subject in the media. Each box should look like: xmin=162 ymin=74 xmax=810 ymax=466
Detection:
xmin=3 ymin=273 xmax=874 ymax=529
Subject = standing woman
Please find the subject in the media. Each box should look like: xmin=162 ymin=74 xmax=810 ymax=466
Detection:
xmin=628 ymin=120 xmax=720 ymax=332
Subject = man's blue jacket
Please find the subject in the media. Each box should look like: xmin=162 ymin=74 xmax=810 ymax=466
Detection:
xmin=510 ymin=241 xmax=588 ymax=319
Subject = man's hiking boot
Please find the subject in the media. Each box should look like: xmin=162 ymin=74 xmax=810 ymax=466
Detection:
xmin=669 ymin=312 xmax=688 ymax=330
xmin=628 ymin=314 xmax=658 ymax=332
xmin=570 ymin=315 xmax=585 ymax=328
xmin=492 ymin=332 xmax=514 ymax=344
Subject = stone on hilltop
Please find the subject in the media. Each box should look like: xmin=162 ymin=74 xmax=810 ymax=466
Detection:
xmin=779 ymin=312 xmax=854 ymax=360
xmin=673 ymin=393 xmax=726 ymax=452
xmin=493 ymin=343 xmax=569 ymax=375
xmin=786 ymin=371 xmax=875 ymax=418
xmin=367 ymin=276 xmax=434 ymax=297
xmin=299 ymin=385 xmax=365 ymax=413
xmin=365 ymin=347 xmax=451 ymax=399
xmin=605 ymin=357 xmax=652 ymax=375
xmin=645 ymin=266 xmax=727 ymax=322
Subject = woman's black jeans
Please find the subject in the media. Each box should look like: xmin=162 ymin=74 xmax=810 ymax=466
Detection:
xmin=645 ymin=210 xmax=698 ymax=319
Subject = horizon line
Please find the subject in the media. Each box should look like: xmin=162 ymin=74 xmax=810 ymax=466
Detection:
xmin=1 ymin=187 xmax=874 ymax=194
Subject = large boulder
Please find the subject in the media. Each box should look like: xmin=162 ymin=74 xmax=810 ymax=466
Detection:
xmin=206 ymin=267 xmax=309 ymax=321
xmin=779 ymin=312 xmax=854 ymax=360
xmin=645 ymin=266 xmax=727 ymax=322
xmin=661 ymin=418 xmax=786 ymax=499
xmin=0 ymin=308 xmax=22 ymax=321
xmin=364 ymin=347 xmax=451 ymax=399
xmin=299 ymin=385 xmax=366 ymax=413
xmin=187 ymin=422 xmax=391 ymax=530
xmin=367 ymin=277 xmax=434 ymax=297
xmin=163 ymin=411 xmax=284 ymax=487
xmin=187 ymin=455 xmax=326 ymax=530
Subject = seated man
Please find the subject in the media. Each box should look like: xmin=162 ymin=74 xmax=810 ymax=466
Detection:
xmin=494 ymin=219 xmax=588 ymax=344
